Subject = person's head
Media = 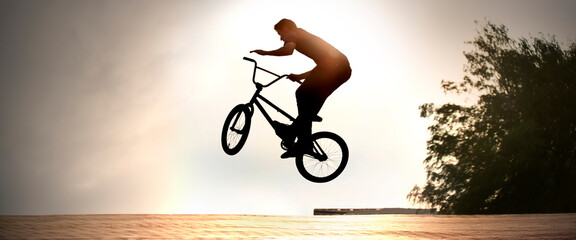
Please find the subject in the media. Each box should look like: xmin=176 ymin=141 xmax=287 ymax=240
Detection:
xmin=274 ymin=19 xmax=297 ymax=31
xmin=274 ymin=19 xmax=297 ymax=40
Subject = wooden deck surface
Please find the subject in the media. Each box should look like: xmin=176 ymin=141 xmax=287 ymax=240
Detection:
xmin=1 ymin=213 xmax=575 ymax=239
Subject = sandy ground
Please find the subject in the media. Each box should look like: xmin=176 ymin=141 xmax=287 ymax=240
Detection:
xmin=1 ymin=213 xmax=575 ymax=239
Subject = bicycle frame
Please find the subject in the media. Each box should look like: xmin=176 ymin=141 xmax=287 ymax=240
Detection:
xmin=243 ymin=57 xmax=297 ymax=128
xmin=221 ymin=57 xmax=348 ymax=182
xmin=242 ymin=57 xmax=328 ymax=160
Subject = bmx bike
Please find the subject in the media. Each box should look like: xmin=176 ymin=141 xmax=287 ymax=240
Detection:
xmin=221 ymin=57 xmax=349 ymax=183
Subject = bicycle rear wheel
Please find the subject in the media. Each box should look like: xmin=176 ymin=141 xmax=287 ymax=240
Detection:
xmin=295 ymin=131 xmax=348 ymax=183
xmin=221 ymin=104 xmax=252 ymax=155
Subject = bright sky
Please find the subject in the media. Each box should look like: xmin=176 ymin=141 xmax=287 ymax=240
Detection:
xmin=1 ymin=0 xmax=575 ymax=216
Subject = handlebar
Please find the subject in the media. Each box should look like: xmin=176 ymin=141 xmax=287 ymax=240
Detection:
xmin=243 ymin=57 xmax=301 ymax=87
xmin=243 ymin=57 xmax=256 ymax=63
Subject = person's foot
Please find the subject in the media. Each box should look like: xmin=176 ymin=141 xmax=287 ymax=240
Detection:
xmin=280 ymin=144 xmax=313 ymax=159
xmin=280 ymin=149 xmax=300 ymax=159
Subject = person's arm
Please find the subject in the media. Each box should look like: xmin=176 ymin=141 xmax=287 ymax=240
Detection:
xmin=251 ymin=42 xmax=296 ymax=56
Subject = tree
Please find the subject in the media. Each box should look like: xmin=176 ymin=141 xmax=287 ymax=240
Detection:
xmin=408 ymin=21 xmax=576 ymax=214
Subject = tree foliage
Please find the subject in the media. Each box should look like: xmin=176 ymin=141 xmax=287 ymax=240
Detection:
xmin=408 ymin=21 xmax=576 ymax=214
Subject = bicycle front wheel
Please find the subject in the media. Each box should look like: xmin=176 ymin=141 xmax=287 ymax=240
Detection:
xmin=221 ymin=104 xmax=252 ymax=155
xmin=295 ymin=131 xmax=349 ymax=183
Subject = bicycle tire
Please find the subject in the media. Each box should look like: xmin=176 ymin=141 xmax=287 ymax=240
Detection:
xmin=295 ymin=131 xmax=348 ymax=183
xmin=221 ymin=104 xmax=252 ymax=155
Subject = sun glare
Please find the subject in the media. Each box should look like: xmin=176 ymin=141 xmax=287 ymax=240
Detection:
xmin=196 ymin=0 xmax=436 ymax=214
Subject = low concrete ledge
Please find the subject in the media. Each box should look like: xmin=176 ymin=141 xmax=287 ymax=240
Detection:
xmin=314 ymin=208 xmax=437 ymax=215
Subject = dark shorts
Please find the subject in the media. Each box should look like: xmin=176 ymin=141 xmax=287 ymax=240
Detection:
xmin=295 ymin=60 xmax=352 ymax=118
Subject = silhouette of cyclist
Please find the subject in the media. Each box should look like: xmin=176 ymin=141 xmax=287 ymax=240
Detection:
xmin=251 ymin=19 xmax=351 ymax=158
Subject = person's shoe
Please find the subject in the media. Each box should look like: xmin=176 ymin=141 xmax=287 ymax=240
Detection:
xmin=280 ymin=148 xmax=301 ymax=159
xmin=280 ymin=144 xmax=313 ymax=159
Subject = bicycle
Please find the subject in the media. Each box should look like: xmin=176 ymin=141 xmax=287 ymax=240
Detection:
xmin=221 ymin=57 xmax=349 ymax=183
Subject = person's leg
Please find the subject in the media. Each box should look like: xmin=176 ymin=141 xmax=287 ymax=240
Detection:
xmin=281 ymin=65 xmax=351 ymax=158
xmin=280 ymin=72 xmax=323 ymax=158
xmin=282 ymin=84 xmax=320 ymax=154
xmin=277 ymin=83 xmax=317 ymax=149
xmin=295 ymin=65 xmax=351 ymax=150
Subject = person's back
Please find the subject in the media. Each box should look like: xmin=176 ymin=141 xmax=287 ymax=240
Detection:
xmin=286 ymin=28 xmax=347 ymax=67
xmin=250 ymin=19 xmax=351 ymax=158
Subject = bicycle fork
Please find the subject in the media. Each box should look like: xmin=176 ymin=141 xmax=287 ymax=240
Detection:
xmin=230 ymin=112 xmax=248 ymax=134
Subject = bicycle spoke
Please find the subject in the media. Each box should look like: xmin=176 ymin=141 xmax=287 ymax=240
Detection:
xmin=302 ymin=135 xmax=344 ymax=178
xmin=306 ymin=160 xmax=327 ymax=177
xmin=224 ymin=109 xmax=248 ymax=150
xmin=300 ymin=155 xmax=346 ymax=180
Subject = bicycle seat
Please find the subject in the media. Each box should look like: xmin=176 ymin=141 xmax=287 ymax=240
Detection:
xmin=312 ymin=115 xmax=323 ymax=122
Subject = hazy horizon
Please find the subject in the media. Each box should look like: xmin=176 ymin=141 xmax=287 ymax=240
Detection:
xmin=1 ymin=0 xmax=575 ymax=215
